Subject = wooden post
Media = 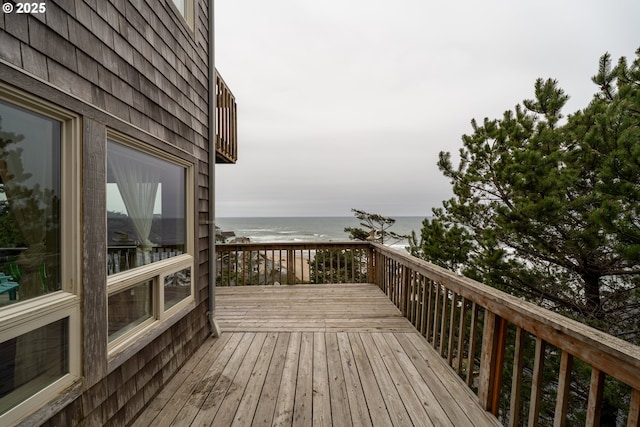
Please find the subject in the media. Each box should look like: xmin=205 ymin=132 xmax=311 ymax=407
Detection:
xmin=478 ymin=311 xmax=507 ymax=414
xmin=287 ymin=249 xmax=295 ymax=285
xmin=367 ymin=246 xmax=375 ymax=284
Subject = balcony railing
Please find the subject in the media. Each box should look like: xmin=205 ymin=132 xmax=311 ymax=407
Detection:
xmin=215 ymin=70 xmax=237 ymax=164
xmin=216 ymin=242 xmax=372 ymax=286
xmin=216 ymin=242 xmax=640 ymax=425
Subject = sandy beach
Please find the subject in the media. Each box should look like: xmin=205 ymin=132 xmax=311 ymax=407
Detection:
xmin=266 ymin=252 xmax=311 ymax=283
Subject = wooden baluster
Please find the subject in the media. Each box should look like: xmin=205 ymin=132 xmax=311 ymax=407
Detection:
xmin=439 ymin=287 xmax=448 ymax=357
xmin=394 ymin=260 xmax=399 ymax=307
xmin=432 ymin=284 xmax=441 ymax=348
xmin=479 ymin=312 xmax=507 ymax=414
xmin=466 ymin=303 xmax=479 ymax=387
xmin=426 ymin=280 xmax=434 ymax=342
xmin=628 ymin=388 xmax=640 ymax=427
xmin=586 ymin=368 xmax=605 ymax=427
xmin=241 ymin=250 xmax=246 ymax=286
xmin=409 ymin=269 xmax=416 ymax=324
xmin=509 ymin=327 xmax=525 ymax=427
xmin=350 ymin=249 xmax=355 ymax=282
xmin=383 ymin=257 xmax=388 ymax=295
xmin=262 ymin=249 xmax=266 ymax=284
xmin=456 ymin=298 xmax=468 ymax=375
xmin=528 ymin=337 xmax=546 ymax=427
xmin=384 ymin=256 xmax=389 ymax=296
xmin=402 ymin=266 xmax=410 ymax=317
xmin=230 ymin=249 xmax=235 ymax=286
xmin=414 ymin=273 xmax=420 ymax=327
xmin=553 ymin=351 xmax=573 ymax=427
xmin=415 ymin=274 xmax=422 ymax=331
xmin=376 ymin=252 xmax=383 ymax=290
xmin=367 ymin=247 xmax=373 ymax=284
xmin=420 ymin=276 xmax=428 ymax=337
xmin=447 ymin=292 xmax=457 ymax=365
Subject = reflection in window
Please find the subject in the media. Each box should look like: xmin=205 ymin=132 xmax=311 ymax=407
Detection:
xmin=0 ymin=101 xmax=61 ymax=307
xmin=164 ymin=268 xmax=191 ymax=311
xmin=0 ymin=318 xmax=69 ymax=415
xmin=108 ymin=281 xmax=153 ymax=342
xmin=172 ymin=0 xmax=186 ymax=16
xmin=107 ymin=141 xmax=186 ymax=274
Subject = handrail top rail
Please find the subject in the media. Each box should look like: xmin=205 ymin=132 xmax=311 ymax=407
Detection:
xmin=370 ymin=242 xmax=640 ymax=390
xmin=217 ymin=241 xmax=371 ymax=250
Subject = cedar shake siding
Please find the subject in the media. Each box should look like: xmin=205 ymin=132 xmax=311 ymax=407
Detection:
xmin=0 ymin=0 xmax=219 ymax=425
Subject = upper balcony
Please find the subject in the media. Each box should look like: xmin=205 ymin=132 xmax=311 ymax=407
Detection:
xmin=136 ymin=242 xmax=640 ymax=426
xmin=216 ymin=70 xmax=238 ymax=164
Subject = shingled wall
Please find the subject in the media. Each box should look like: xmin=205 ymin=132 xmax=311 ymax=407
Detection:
xmin=0 ymin=0 xmax=214 ymax=424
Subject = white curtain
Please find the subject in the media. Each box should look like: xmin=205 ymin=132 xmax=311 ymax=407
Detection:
xmin=108 ymin=146 xmax=160 ymax=261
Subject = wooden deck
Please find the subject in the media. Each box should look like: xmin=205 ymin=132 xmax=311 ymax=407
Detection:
xmin=133 ymin=284 xmax=501 ymax=427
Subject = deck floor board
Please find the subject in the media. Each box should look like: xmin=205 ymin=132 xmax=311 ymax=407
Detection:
xmin=134 ymin=284 xmax=501 ymax=427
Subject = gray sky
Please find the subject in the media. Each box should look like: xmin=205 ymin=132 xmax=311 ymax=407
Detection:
xmin=214 ymin=0 xmax=639 ymax=218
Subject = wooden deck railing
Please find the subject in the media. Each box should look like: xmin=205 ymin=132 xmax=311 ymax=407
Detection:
xmin=215 ymin=241 xmax=640 ymax=425
xmin=215 ymin=70 xmax=237 ymax=164
xmin=370 ymin=243 xmax=640 ymax=427
xmin=216 ymin=242 xmax=372 ymax=286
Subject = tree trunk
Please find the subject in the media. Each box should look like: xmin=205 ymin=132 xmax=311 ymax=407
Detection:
xmin=582 ymin=271 xmax=602 ymax=320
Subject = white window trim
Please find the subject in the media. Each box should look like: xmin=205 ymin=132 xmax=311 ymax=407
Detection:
xmin=0 ymin=83 xmax=81 ymax=427
xmin=106 ymin=130 xmax=196 ymax=359
xmin=170 ymin=0 xmax=195 ymax=30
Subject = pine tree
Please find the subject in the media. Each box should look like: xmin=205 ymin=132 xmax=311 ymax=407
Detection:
xmin=410 ymin=49 xmax=640 ymax=343
xmin=344 ymin=208 xmax=408 ymax=245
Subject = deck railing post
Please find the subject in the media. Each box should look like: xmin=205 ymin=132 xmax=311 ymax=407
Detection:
xmin=478 ymin=311 xmax=507 ymax=414
xmin=287 ymin=249 xmax=295 ymax=284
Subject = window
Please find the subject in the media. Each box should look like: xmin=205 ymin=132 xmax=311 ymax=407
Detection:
xmin=171 ymin=0 xmax=194 ymax=28
xmin=107 ymin=141 xmax=186 ymax=274
xmin=0 ymin=100 xmax=61 ymax=306
xmin=106 ymin=134 xmax=194 ymax=351
xmin=0 ymin=85 xmax=80 ymax=425
xmin=108 ymin=280 xmax=153 ymax=342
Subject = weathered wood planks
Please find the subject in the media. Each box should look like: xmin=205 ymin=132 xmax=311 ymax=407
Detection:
xmin=134 ymin=284 xmax=501 ymax=426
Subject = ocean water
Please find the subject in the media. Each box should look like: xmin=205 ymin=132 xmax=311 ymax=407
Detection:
xmin=216 ymin=216 xmax=426 ymax=250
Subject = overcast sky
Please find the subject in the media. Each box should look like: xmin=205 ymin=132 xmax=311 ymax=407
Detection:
xmin=214 ymin=0 xmax=639 ymax=218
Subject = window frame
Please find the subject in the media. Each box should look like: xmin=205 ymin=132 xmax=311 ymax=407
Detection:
xmin=105 ymin=130 xmax=195 ymax=357
xmin=170 ymin=0 xmax=195 ymax=30
xmin=0 ymin=83 xmax=81 ymax=426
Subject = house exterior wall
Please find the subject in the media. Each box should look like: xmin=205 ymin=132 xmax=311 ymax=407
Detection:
xmin=0 ymin=0 xmax=213 ymax=425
